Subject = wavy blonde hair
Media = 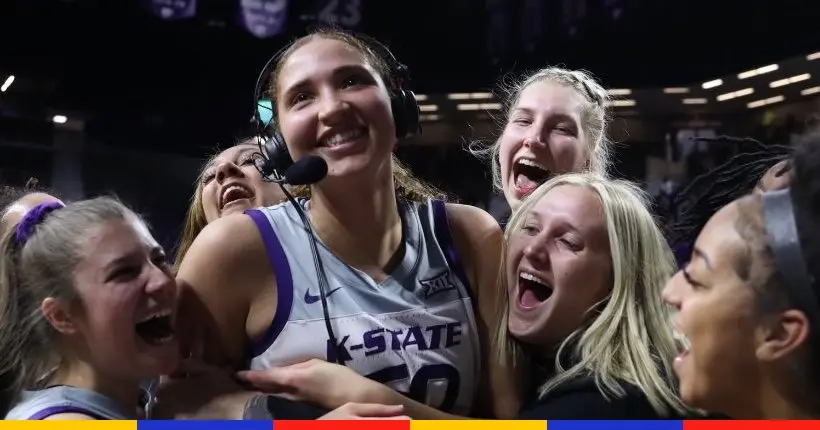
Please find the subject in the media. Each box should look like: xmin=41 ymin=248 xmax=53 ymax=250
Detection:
xmin=472 ymin=67 xmax=613 ymax=191
xmin=495 ymin=172 xmax=688 ymax=416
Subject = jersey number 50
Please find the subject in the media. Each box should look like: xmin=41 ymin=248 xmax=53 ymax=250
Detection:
xmin=367 ymin=363 xmax=461 ymax=412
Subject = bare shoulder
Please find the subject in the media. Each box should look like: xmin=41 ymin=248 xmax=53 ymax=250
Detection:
xmin=42 ymin=412 xmax=97 ymax=420
xmin=178 ymin=213 xmax=263 ymax=272
xmin=444 ymin=202 xmax=503 ymax=244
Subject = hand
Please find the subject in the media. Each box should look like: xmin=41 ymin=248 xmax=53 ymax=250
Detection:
xmin=319 ymin=403 xmax=410 ymax=420
xmin=236 ymin=359 xmax=390 ymax=410
xmin=153 ymin=359 xmax=256 ymax=420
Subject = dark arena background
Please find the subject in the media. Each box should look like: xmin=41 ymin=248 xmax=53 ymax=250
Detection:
xmin=2 ymin=0 xmax=820 ymax=249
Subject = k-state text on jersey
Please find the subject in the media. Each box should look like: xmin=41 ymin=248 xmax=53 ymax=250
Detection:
xmin=327 ymin=321 xmax=463 ymax=362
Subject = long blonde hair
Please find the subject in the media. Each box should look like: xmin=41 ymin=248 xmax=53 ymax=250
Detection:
xmin=472 ymin=67 xmax=613 ymax=191
xmin=495 ymin=172 xmax=688 ymax=416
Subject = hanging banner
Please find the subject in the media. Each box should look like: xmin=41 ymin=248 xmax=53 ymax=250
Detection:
xmin=143 ymin=0 xmax=197 ymax=21
xmin=484 ymin=0 xmax=509 ymax=64
xmin=238 ymin=0 xmax=289 ymax=39
xmin=519 ymin=0 xmax=545 ymax=53
xmin=313 ymin=0 xmax=363 ymax=30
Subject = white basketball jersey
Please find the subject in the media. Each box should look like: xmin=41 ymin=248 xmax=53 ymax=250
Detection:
xmin=244 ymin=198 xmax=481 ymax=415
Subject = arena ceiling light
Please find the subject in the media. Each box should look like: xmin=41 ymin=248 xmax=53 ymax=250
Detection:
xmin=447 ymin=92 xmax=494 ymax=100
xmin=664 ymin=87 xmax=689 ymax=94
xmin=747 ymin=95 xmax=784 ymax=109
xmin=1 ymin=75 xmax=13 ymax=92
xmin=717 ymin=88 xmax=754 ymax=102
xmin=801 ymin=86 xmax=820 ymax=96
xmin=737 ymin=64 xmax=778 ymax=80
xmin=682 ymin=98 xmax=708 ymax=104
xmin=419 ymin=104 xmax=438 ymax=112
xmin=701 ymin=79 xmax=723 ymax=89
xmin=52 ymin=115 xmax=68 ymax=124
xmin=770 ymin=73 xmax=811 ymax=88
xmin=808 ymin=52 xmax=820 ymax=61
xmin=607 ymin=99 xmax=636 ymax=107
xmin=608 ymin=89 xmax=632 ymax=96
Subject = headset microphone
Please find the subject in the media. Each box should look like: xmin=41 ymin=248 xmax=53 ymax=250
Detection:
xmin=283 ymin=155 xmax=328 ymax=186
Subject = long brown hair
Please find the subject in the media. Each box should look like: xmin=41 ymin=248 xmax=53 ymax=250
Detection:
xmin=266 ymin=27 xmax=445 ymax=202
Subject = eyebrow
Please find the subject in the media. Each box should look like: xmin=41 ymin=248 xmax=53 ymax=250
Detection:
xmin=203 ymin=147 xmax=255 ymax=171
xmin=280 ymin=64 xmax=372 ymax=101
xmin=692 ymin=247 xmax=713 ymax=270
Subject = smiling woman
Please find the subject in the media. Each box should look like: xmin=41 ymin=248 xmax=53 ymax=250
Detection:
xmin=162 ymin=27 xmax=513 ymax=421
xmin=472 ymin=67 xmax=612 ymax=216
xmin=173 ymin=139 xmax=286 ymax=271
xmin=496 ymin=172 xmax=689 ymax=419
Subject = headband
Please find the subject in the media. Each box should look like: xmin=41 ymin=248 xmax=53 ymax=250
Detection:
xmin=761 ymin=189 xmax=819 ymax=324
xmin=14 ymin=201 xmax=65 ymax=246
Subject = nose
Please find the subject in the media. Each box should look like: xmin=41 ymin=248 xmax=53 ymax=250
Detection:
xmin=318 ymin=91 xmax=349 ymax=125
xmin=145 ymin=263 xmax=176 ymax=298
xmin=522 ymin=234 xmax=551 ymax=266
xmin=522 ymin=124 xmax=548 ymax=150
xmin=215 ymin=160 xmax=245 ymax=183
xmin=662 ymin=271 xmax=683 ymax=309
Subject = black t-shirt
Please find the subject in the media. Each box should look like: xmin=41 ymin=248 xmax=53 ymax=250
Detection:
xmin=518 ymin=376 xmax=684 ymax=420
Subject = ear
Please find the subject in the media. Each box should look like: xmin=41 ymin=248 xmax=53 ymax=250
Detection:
xmin=41 ymin=297 xmax=78 ymax=335
xmin=755 ymin=309 xmax=811 ymax=362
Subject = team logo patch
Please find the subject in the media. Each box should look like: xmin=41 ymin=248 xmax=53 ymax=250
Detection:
xmin=420 ymin=270 xmax=456 ymax=299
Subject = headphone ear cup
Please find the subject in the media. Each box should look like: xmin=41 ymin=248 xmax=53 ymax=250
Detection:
xmin=264 ymin=130 xmax=294 ymax=177
xmin=391 ymin=89 xmax=421 ymax=140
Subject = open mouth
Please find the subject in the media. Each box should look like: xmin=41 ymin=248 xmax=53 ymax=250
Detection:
xmin=220 ymin=184 xmax=254 ymax=210
xmin=512 ymin=159 xmax=552 ymax=197
xmin=319 ymin=127 xmax=367 ymax=148
xmin=517 ymin=271 xmax=553 ymax=308
xmin=135 ymin=311 xmax=174 ymax=346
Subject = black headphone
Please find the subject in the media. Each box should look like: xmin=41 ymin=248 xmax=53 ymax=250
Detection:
xmin=250 ymin=33 xmax=422 ymax=181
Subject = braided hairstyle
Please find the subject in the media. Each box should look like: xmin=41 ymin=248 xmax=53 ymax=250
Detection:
xmin=668 ymin=135 xmax=792 ymax=248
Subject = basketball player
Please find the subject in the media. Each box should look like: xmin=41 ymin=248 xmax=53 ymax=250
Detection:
xmin=174 ymin=138 xmax=286 ymax=271
xmin=663 ymin=130 xmax=820 ymax=418
xmin=167 ymin=28 xmax=512 ymax=419
xmin=1 ymin=198 xmax=178 ymax=419
xmin=473 ymin=67 xmax=612 ymax=225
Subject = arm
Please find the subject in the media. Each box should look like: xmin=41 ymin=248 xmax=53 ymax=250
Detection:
xmin=446 ymin=203 xmax=521 ymax=419
xmin=175 ymin=213 xmax=273 ymax=366
xmin=43 ymin=413 xmax=96 ymax=420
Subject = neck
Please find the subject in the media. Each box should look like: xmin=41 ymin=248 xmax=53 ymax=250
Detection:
xmin=309 ymin=169 xmax=403 ymax=273
xmin=49 ymin=359 xmax=139 ymax=419
xmin=754 ymin=380 xmax=817 ymax=420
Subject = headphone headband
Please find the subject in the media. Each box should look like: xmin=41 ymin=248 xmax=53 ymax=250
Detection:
xmin=250 ymin=30 xmax=421 ymax=183
xmin=762 ymin=189 xmax=820 ymax=326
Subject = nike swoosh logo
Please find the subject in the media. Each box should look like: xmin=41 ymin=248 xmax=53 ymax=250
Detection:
xmin=304 ymin=287 xmax=342 ymax=304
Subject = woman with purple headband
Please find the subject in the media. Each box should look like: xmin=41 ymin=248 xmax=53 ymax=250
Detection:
xmin=0 ymin=197 xmax=180 ymax=420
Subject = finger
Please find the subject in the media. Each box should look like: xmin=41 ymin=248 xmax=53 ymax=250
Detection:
xmin=235 ymin=368 xmax=292 ymax=385
xmin=345 ymin=403 xmax=405 ymax=417
xmin=362 ymin=416 xmax=412 ymax=420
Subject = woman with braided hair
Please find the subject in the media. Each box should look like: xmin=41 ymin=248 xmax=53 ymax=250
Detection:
xmin=668 ymin=135 xmax=793 ymax=267
xmin=663 ymin=128 xmax=820 ymax=418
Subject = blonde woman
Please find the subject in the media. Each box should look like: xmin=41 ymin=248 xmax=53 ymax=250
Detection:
xmin=500 ymin=173 xmax=688 ymax=418
xmin=474 ymin=67 xmax=612 ymax=225
xmin=236 ymin=173 xmax=690 ymax=419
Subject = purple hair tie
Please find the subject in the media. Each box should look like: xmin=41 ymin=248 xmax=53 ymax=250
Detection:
xmin=14 ymin=201 xmax=66 ymax=246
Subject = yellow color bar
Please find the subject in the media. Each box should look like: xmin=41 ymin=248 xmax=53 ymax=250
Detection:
xmin=412 ymin=420 xmax=546 ymax=430
xmin=0 ymin=421 xmax=137 ymax=430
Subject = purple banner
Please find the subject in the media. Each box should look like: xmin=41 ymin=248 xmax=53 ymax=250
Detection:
xmin=314 ymin=0 xmax=363 ymax=30
xmin=238 ymin=0 xmax=289 ymax=39
xmin=144 ymin=0 xmax=197 ymax=21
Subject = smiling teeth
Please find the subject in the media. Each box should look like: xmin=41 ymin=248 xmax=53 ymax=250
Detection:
xmin=222 ymin=185 xmax=249 ymax=202
xmin=323 ymin=129 xmax=365 ymax=147
xmin=520 ymin=271 xmax=549 ymax=286
xmin=516 ymin=159 xmax=549 ymax=170
xmin=137 ymin=310 xmax=171 ymax=323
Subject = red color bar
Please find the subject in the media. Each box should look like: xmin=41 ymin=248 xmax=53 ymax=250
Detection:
xmin=275 ymin=420 xmax=411 ymax=430
xmin=684 ymin=420 xmax=820 ymax=430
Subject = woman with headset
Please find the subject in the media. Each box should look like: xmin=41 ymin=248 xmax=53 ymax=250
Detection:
xmin=163 ymin=28 xmax=512 ymax=419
